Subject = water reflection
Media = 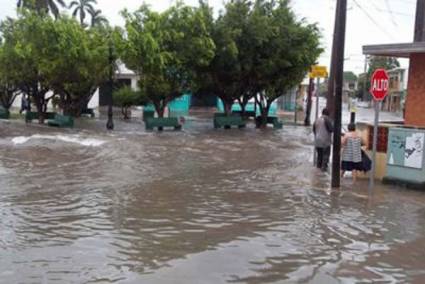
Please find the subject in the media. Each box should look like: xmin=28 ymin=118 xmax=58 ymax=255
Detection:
xmin=0 ymin=115 xmax=424 ymax=283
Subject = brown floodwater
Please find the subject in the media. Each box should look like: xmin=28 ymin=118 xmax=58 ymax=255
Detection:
xmin=0 ymin=113 xmax=424 ymax=283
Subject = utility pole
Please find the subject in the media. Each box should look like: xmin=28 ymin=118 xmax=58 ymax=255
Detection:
xmin=331 ymin=0 xmax=348 ymax=188
xmin=326 ymin=1 xmax=341 ymax=119
xmin=362 ymin=55 xmax=368 ymax=102
xmin=414 ymin=0 xmax=425 ymax=42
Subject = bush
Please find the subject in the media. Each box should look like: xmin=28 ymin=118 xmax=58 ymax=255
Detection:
xmin=113 ymin=86 xmax=147 ymax=119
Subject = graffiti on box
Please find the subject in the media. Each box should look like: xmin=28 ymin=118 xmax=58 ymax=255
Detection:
xmin=388 ymin=132 xmax=424 ymax=169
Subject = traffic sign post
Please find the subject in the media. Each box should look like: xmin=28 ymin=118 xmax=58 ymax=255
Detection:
xmin=369 ymin=69 xmax=390 ymax=189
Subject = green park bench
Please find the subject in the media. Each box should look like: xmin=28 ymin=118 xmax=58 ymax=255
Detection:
xmin=0 ymin=107 xmax=10 ymax=119
xmin=145 ymin=117 xmax=182 ymax=131
xmin=47 ymin=114 xmax=74 ymax=128
xmin=214 ymin=113 xmax=246 ymax=129
xmin=25 ymin=111 xmax=57 ymax=122
xmin=143 ymin=109 xmax=155 ymax=122
xmin=255 ymin=116 xmax=283 ymax=129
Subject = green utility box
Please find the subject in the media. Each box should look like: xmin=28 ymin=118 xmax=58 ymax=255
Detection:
xmin=383 ymin=127 xmax=425 ymax=188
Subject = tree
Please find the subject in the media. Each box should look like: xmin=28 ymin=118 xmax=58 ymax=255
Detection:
xmin=238 ymin=0 xmax=322 ymax=127
xmin=88 ymin=8 xmax=108 ymax=27
xmin=120 ymin=4 xmax=215 ymax=117
xmin=0 ymin=37 xmax=20 ymax=110
xmin=197 ymin=0 xmax=247 ymax=115
xmin=17 ymin=0 xmax=66 ymax=18
xmin=0 ymin=11 xmax=53 ymax=123
xmin=113 ymin=86 xmax=147 ymax=119
xmin=40 ymin=19 xmax=111 ymax=116
xmin=69 ymin=0 xmax=97 ymax=26
xmin=357 ymin=56 xmax=400 ymax=100
xmin=0 ymin=10 xmax=110 ymax=121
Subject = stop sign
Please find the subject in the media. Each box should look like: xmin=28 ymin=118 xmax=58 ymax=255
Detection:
xmin=370 ymin=69 xmax=389 ymax=101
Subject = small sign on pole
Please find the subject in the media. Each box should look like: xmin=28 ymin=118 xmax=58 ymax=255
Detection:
xmin=370 ymin=69 xmax=390 ymax=189
xmin=309 ymin=65 xmax=328 ymax=79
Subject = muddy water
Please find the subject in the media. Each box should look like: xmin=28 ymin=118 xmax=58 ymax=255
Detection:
xmin=0 ymin=115 xmax=424 ymax=283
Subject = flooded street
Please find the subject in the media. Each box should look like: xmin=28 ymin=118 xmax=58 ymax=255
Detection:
xmin=0 ymin=113 xmax=424 ymax=283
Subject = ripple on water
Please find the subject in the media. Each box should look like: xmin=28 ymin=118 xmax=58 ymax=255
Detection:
xmin=0 ymin=118 xmax=425 ymax=283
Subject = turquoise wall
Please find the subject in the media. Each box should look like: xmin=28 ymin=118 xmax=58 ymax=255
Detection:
xmin=144 ymin=93 xmax=191 ymax=117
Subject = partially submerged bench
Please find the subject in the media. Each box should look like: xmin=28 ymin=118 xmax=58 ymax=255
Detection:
xmin=0 ymin=107 xmax=10 ymax=119
xmin=145 ymin=117 xmax=182 ymax=131
xmin=25 ymin=111 xmax=57 ymax=122
xmin=255 ymin=116 xmax=283 ymax=129
xmin=214 ymin=113 xmax=246 ymax=129
xmin=81 ymin=108 xmax=95 ymax=118
xmin=143 ymin=110 xmax=155 ymax=122
xmin=47 ymin=114 xmax=74 ymax=128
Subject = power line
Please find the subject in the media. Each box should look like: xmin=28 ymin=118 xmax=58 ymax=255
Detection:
xmin=351 ymin=0 xmax=397 ymax=40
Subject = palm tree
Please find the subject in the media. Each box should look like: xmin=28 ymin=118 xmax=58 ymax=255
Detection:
xmin=69 ymin=0 xmax=97 ymax=26
xmin=17 ymin=0 xmax=66 ymax=18
xmin=88 ymin=8 xmax=108 ymax=27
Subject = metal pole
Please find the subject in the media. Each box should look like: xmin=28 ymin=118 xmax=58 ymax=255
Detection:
xmin=331 ymin=0 xmax=347 ymax=188
xmin=304 ymin=78 xmax=314 ymax=126
xmin=106 ymin=44 xmax=114 ymax=130
xmin=294 ymin=86 xmax=299 ymax=125
xmin=370 ymin=100 xmax=380 ymax=189
xmin=315 ymin=78 xmax=320 ymax=121
xmin=362 ymin=56 xmax=368 ymax=102
xmin=313 ymin=77 xmax=320 ymax=166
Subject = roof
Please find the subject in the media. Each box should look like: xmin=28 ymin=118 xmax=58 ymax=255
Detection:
xmin=387 ymin=67 xmax=406 ymax=75
xmin=116 ymin=62 xmax=136 ymax=76
xmin=363 ymin=42 xmax=425 ymax=58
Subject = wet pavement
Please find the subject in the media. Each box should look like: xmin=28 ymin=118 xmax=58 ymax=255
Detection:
xmin=0 ymin=112 xmax=424 ymax=284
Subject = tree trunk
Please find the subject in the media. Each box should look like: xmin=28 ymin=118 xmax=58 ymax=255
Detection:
xmin=122 ymin=106 xmax=131 ymax=120
xmin=153 ymin=101 xmax=165 ymax=118
xmin=223 ymin=100 xmax=232 ymax=116
xmin=237 ymin=98 xmax=246 ymax=117
xmin=257 ymin=104 xmax=270 ymax=129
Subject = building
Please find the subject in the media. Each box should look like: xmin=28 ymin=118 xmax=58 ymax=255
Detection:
xmin=363 ymin=2 xmax=425 ymax=127
xmin=342 ymin=71 xmax=358 ymax=103
xmin=361 ymin=0 xmax=425 ymax=187
xmin=98 ymin=62 xmax=140 ymax=107
xmin=382 ymin=68 xmax=407 ymax=113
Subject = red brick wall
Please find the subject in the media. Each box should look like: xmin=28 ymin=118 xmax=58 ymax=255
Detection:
xmin=405 ymin=54 xmax=425 ymax=127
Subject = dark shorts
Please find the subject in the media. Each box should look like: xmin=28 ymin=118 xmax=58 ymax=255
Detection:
xmin=341 ymin=161 xmax=363 ymax=171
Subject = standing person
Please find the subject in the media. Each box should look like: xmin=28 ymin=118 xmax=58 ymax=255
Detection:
xmin=313 ymin=108 xmax=333 ymax=171
xmin=19 ymin=94 xmax=28 ymax=114
xmin=341 ymin=123 xmax=363 ymax=182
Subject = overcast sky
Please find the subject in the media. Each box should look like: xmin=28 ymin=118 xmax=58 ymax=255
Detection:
xmin=0 ymin=0 xmax=416 ymax=74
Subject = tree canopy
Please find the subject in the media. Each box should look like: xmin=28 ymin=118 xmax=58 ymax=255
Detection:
xmin=199 ymin=0 xmax=322 ymax=126
xmin=0 ymin=9 xmax=111 ymax=120
xmin=119 ymin=4 xmax=215 ymax=117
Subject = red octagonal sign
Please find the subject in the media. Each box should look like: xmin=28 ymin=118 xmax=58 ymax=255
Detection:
xmin=370 ymin=69 xmax=389 ymax=101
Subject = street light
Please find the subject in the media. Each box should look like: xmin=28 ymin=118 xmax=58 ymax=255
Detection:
xmin=106 ymin=41 xmax=114 ymax=130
